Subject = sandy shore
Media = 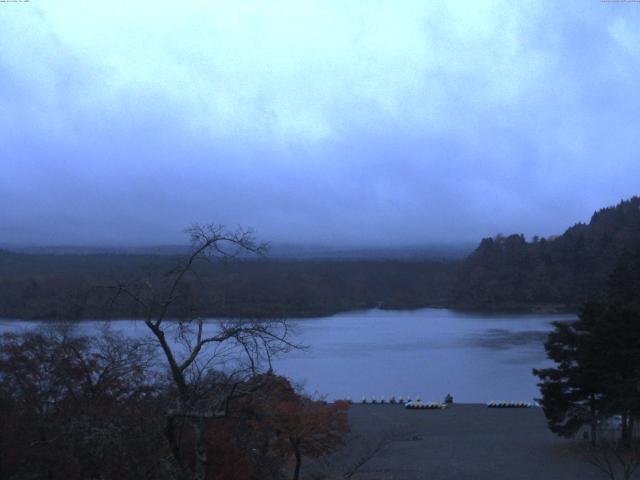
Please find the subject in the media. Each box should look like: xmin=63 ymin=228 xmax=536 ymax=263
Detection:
xmin=315 ymin=404 xmax=605 ymax=480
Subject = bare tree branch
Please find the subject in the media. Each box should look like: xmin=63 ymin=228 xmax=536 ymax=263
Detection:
xmin=106 ymin=223 xmax=299 ymax=480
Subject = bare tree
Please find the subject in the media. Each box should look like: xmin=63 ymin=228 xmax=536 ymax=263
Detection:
xmin=111 ymin=224 xmax=299 ymax=480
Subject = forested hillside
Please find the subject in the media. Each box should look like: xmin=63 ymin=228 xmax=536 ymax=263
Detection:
xmin=3 ymin=197 xmax=639 ymax=320
xmin=450 ymin=197 xmax=640 ymax=311
xmin=0 ymin=253 xmax=458 ymax=320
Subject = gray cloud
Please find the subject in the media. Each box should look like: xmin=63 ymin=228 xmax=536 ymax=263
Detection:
xmin=1 ymin=1 xmax=639 ymax=246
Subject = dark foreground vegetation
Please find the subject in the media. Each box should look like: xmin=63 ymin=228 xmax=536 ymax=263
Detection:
xmin=0 ymin=327 xmax=350 ymax=480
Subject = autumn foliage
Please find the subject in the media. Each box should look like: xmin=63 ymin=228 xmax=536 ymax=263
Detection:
xmin=0 ymin=327 xmax=165 ymax=479
xmin=0 ymin=331 xmax=350 ymax=480
xmin=201 ymin=374 xmax=351 ymax=480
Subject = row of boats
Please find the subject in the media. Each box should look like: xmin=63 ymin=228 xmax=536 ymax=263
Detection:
xmin=405 ymin=401 xmax=448 ymax=410
xmin=361 ymin=396 xmax=425 ymax=404
xmin=486 ymin=401 xmax=533 ymax=408
xmin=358 ymin=397 xmax=534 ymax=408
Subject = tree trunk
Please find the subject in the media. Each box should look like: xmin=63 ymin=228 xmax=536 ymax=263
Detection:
xmin=622 ymin=412 xmax=631 ymax=446
xmin=165 ymin=415 xmax=186 ymax=474
xmin=589 ymin=400 xmax=598 ymax=447
xmin=292 ymin=442 xmax=302 ymax=480
xmin=192 ymin=416 xmax=208 ymax=480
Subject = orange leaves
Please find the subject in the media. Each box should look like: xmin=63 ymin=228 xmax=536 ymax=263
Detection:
xmin=259 ymin=380 xmax=351 ymax=459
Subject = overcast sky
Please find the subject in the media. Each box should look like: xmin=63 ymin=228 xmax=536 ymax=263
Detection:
xmin=1 ymin=1 xmax=639 ymax=246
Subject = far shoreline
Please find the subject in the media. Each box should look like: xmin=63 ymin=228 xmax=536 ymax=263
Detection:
xmin=0 ymin=304 xmax=578 ymax=323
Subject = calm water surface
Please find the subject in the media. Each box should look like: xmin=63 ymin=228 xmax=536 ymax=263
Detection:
xmin=0 ymin=308 xmax=575 ymax=403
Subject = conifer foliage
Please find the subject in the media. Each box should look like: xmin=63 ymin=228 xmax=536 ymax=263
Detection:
xmin=534 ymin=249 xmax=640 ymax=445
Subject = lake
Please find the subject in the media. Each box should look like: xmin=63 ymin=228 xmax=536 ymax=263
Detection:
xmin=0 ymin=308 xmax=575 ymax=403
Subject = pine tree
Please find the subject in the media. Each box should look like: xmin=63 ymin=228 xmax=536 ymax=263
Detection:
xmin=534 ymin=249 xmax=640 ymax=444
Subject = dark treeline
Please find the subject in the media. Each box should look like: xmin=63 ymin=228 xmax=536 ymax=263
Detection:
xmin=450 ymin=197 xmax=640 ymax=312
xmin=0 ymin=252 xmax=459 ymax=320
xmin=3 ymin=196 xmax=639 ymax=320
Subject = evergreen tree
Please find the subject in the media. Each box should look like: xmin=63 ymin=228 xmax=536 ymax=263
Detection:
xmin=534 ymin=249 xmax=640 ymax=444
xmin=533 ymin=303 xmax=608 ymax=444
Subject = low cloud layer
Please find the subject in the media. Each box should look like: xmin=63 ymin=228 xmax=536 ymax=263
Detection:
xmin=1 ymin=1 xmax=639 ymax=246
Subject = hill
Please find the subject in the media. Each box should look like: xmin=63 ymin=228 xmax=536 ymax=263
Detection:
xmin=449 ymin=197 xmax=640 ymax=311
xmin=3 ymin=197 xmax=639 ymax=319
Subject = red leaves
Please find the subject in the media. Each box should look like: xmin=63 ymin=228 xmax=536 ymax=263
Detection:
xmin=0 ymin=329 xmax=165 ymax=479
xmin=202 ymin=374 xmax=351 ymax=480
xmin=256 ymin=376 xmax=351 ymax=459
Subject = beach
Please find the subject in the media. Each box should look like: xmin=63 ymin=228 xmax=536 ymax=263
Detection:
xmin=314 ymin=404 xmax=605 ymax=480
